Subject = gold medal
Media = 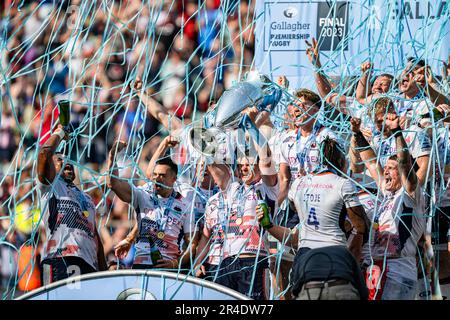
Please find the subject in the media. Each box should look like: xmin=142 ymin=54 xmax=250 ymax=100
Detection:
xmin=157 ymin=231 xmax=165 ymax=239
xmin=83 ymin=211 xmax=89 ymax=218
xmin=372 ymin=222 xmax=379 ymax=230
xmin=235 ymin=218 xmax=243 ymax=226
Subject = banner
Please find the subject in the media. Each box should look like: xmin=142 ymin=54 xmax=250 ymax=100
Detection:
xmin=254 ymin=0 xmax=450 ymax=90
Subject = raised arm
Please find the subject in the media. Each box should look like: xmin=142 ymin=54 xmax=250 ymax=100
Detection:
xmin=349 ymin=135 xmax=365 ymax=174
xmin=386 ymin=113 xmax=418 ymax=195
xmin=130 ymin=78 xmax=183 ymax=132
xmin=257 ymin=142 xmax=277 ymax=187
xmin=242 ymin=108 xmax=277 ymax=187
xmin=350 ymin=118 xmax=385 ymax=188
xmin=277 ymin=163 xmax=291 ymax=206
xmin=355 ymin=61 xmax=373 ymax=104
xmin=306 ymin=38 xmax=347 ymax=109
xmin=146 ymin=136 xmax=179 ymax=179
xmin=207 ymin=163 xmax=231 ymax=191
xmin=414 ymin=66 xmax=450 ymax=106
xmin=37 ymin=125 xmax=68 ymax=184
xmin=108 ymin=140 xmax=132 ymax=203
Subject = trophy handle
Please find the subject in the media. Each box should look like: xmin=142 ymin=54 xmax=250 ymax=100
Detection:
xmin=256 ymin=87 xmax=283 ymax=112
xmin=238 ymin=114 xmax=267 ymax=148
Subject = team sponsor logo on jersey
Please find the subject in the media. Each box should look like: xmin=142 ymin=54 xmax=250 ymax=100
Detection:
xmin=298 ymin=183 xmax=333 ymax=189
xmin=54 ymin=199 xmax=95 ymax=238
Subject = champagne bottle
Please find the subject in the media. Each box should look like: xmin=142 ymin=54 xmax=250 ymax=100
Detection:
xmin=432 ymin=108 xmax=444 ymax=121
xmin=256 ymin=190 xmax=272 ymax=229
xmin=150 ymin=237 xmax=162 ymax=266
xmin=57 ymin=100 xmax=71 ymax=127
xmin=420 ymin=108 xmax=443 ymax=121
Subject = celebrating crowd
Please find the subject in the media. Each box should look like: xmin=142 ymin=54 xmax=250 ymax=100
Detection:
xmin=1 ymin=0 xmax=450 ymax=301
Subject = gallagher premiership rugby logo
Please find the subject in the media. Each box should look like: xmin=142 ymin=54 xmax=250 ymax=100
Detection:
xmin=283 ymin=7 xmax=298 ymax=18
xmin=264 ymin=1 xmax=349 ymax=52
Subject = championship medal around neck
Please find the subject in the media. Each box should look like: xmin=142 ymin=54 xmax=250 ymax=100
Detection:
xmin=157 ymin=231 xmax=165 ymax=239
xmin=235 ymin=217 xmax=243 ymax=226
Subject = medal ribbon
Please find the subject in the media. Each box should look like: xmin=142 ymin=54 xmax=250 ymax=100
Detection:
xmin=235 ymin=183 xmax=256 ymax=220
xmin=152 ymin=190 xmax=177 ymax=233
xmin=296 ymin=121 xmax=323 ymax=174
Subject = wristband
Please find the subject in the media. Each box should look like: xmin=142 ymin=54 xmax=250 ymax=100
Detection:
xmin=391 ymin=127 xmax=402 ymax=138
xmin=54 ymin=128 xmax=65 ymax=140
xmin=353 ymin=131 xmax=370 ymax=148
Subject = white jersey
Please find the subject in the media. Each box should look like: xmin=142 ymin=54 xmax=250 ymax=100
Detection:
xmin=38 ymin=177 xmax=98 ymax=270
xmin=350 ymin=170 xmax=377 ymax=191
xmin=288 ymin=171 xmax=361 ymax=250
xmin=357 ymin=191 xmax=379 ymax=266
xmin=131 ymin=185 xmax=196 ymax=265
xmin=268 ymin=130 xmax=287 ymax=173
xmin=394 ymin=96 xmax=431 ymax=123
xmin=203 ymin=193 xmax=228 ymax=266
xmin=345 ymin=97 xmax=376 ymax=134
xmin=371 ymin=186 xmax=426 ymax=281
xmin=204 ymin=179 xmax=278 ymax=262
xmin=279 ymin=124 xmax=339 ymax=179
xmin=371 ymin=124 xmax=431 ymax=167
xmin=180 ymin=184 xmax=217 ymax=227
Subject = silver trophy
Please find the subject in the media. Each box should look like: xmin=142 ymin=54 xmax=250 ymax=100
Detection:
xmin=187 ymin=71 xmax=283 ymax=161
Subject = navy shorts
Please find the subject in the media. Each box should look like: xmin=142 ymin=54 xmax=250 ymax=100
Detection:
xmin=132 ymin=264 xmax=155 ymax=270
xmin=215 ymin=256 xmax=268 ymax=300
xmin=202 ymin=263 xmax=220 ymax=282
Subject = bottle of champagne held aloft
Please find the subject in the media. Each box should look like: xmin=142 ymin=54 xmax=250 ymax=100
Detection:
xmin=57 ymin=100 xmax=71 ymax=127
xmin=256 ymin=190 xmax=271 ymax=229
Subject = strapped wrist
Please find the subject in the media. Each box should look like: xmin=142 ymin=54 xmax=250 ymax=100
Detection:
xmin=353 ymin=131 xmax=369 ymax=147
xmin=54 ymin=128 xmax=65 ymax=140
xmin=391 ymin=126 xmax=402 ymax=137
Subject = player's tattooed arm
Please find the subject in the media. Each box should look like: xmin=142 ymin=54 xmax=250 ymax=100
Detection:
xmin=356 ymin=61 xmax=374 ymax=104
xmin=387 ymin=114 xmax=418 ymax=195
xmin=37 ymin=124 xmax=68 ymax=184
xmin=108 ymin=140 xmax=133 ymax=203
xmin=349 ymin=135 xmax=365 ymax=173
xmin=306 ymin=38 xmax=348 ymax=110
xmin=130 ymin=77 xmax=183 ymax=131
